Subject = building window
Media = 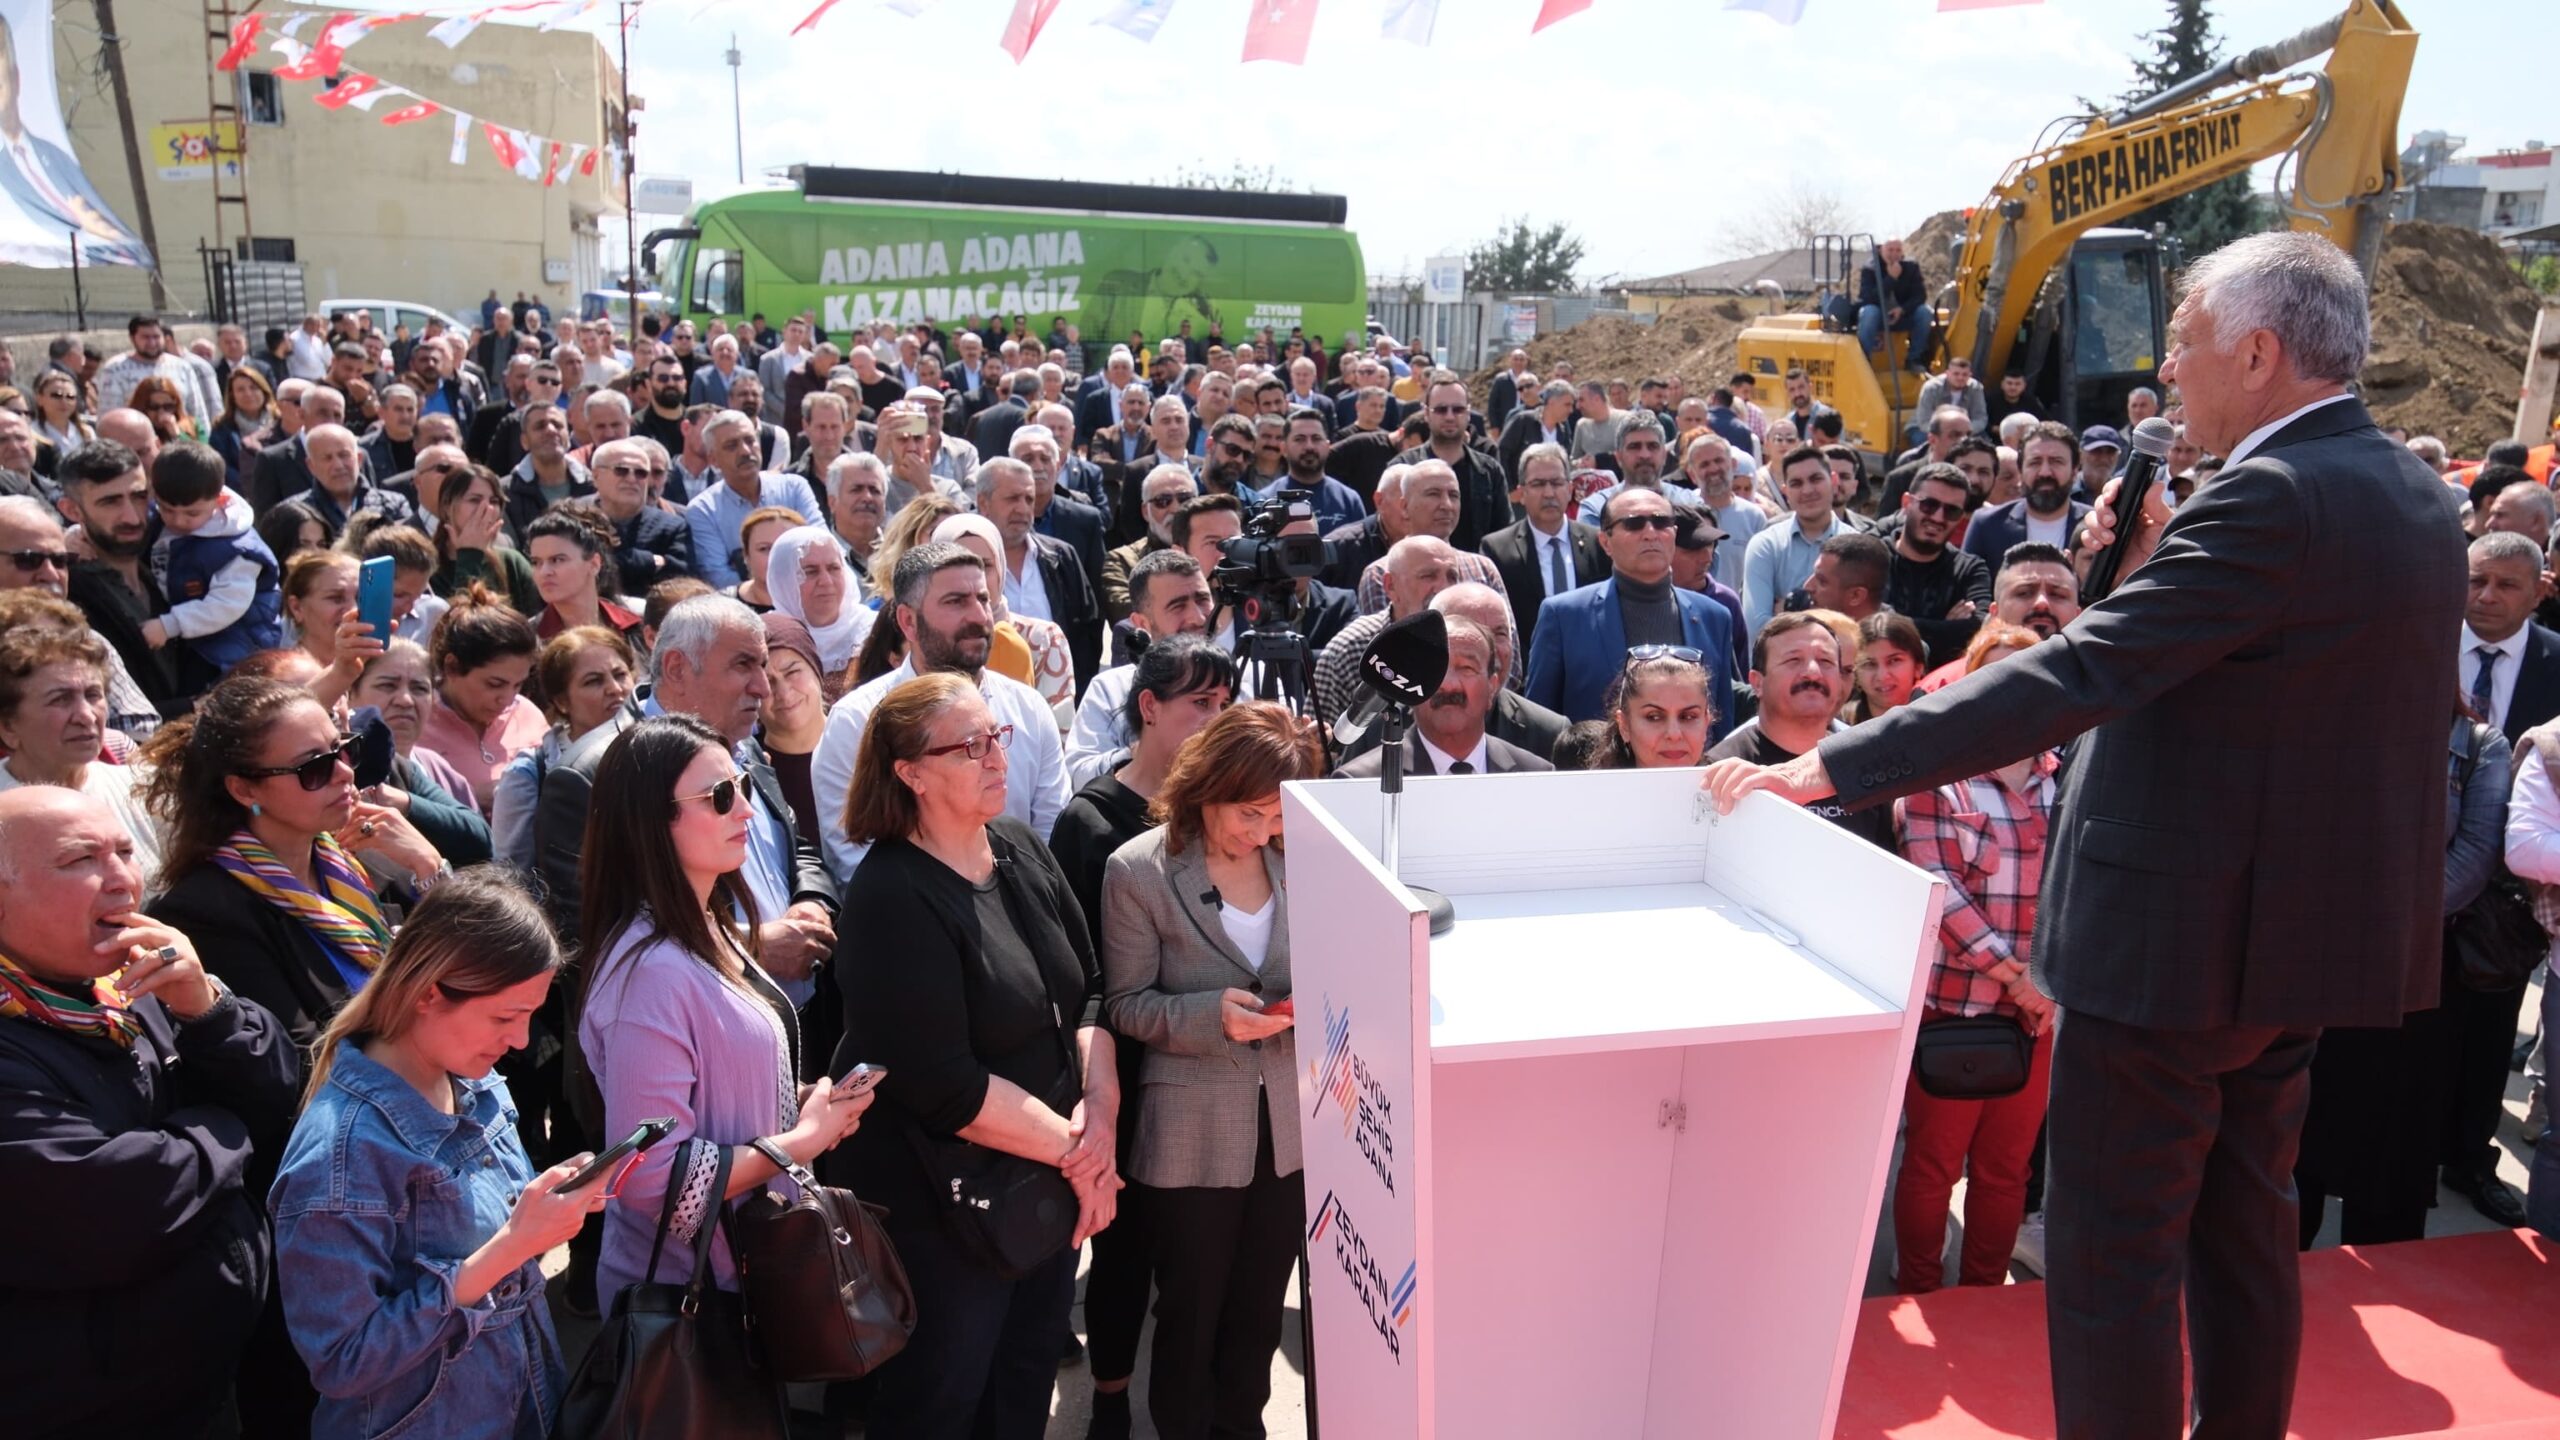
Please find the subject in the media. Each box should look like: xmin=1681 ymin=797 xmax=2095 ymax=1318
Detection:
xmin=243 ymin=72 xmax=285 ymax=126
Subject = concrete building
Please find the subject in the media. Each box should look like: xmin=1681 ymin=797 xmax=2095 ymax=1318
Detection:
xmin=0 ymin=14 xmax=623 ymax=325
xmin=2397 ymin=131 xmax=2557 ymax=239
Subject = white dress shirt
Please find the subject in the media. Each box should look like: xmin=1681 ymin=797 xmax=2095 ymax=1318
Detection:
xmin=810 ymin=657 xmax=1069 ymax=879
xmin=2221 ymin=392 xmax=2355 ymax=469
xmin=2463 ymin=623 xmax=2531 ymax=738
xmin=1527 ymin=518 xmax=1577 ymax=602
xmin=1002 ymin=544 xmax=1054 ymax=623
xmin=1417 ymin=730 xmax=1490 ymax=775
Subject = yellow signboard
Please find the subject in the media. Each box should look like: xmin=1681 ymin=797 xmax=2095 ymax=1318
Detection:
xmin=150 ymin=122 xmax=242 ymax=183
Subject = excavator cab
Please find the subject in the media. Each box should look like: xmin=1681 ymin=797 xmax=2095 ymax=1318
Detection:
xmin=2007 ymin=228 xmax=2171 ymax=436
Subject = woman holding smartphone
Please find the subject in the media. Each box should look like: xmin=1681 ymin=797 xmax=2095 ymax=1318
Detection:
xmin=575 ymin=715 xmax=871 ymax=1318
xmin=271 ymin=869 xmax=601 ymax=1440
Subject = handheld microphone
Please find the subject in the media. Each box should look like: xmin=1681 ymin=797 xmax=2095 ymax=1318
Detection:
xmin=2082 ymin=415 xmax=2179 ymax=603
xmin=1357 ymin=609 xmax=1449 ymax=712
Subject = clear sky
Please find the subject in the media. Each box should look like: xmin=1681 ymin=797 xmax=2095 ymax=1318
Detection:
xmin=392 ymin=0 xmax=2521 ymax=284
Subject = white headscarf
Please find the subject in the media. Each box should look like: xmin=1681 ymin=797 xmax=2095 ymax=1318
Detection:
xmin=765 ymin=525 xmax=873 ymax=672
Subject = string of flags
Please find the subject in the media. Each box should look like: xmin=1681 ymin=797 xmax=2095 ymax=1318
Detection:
xmin=216 ymin=8 xmax=623 ymax=187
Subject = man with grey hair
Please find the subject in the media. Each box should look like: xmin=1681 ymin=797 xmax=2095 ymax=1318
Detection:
xmin=826 ymin=450 xmax=890 ymax=595
xmin=1017 ymin=422 xmax=1107 ymax=606
xmin=362 ymin=381 xmax=422 ymax=479
xmin=299 ymin=423 xmax=415 ymax=540
xmin=683 ymin=408 xmax=823 ymax=589
xmin=249 ymin=382 xmax=378 ymax=514
xmin=2124 ymin=384 xmax=2163 ymax=429
xmin=1705 ymin=228 xmax=2466 ymax=1437
xmin=2482 ymin=479 xmax=2556 ymax=551
xmin=536 ymin=592 xmax=839 ymax=980
xmin=1033 ymin=400 xmax=1108 ymax=512
xmin=1101 ymin=462 xmax=1200 ymax=621
xmin=810 ymin=541 xmax=1068 ymax=878
xmin=0 ymin=410 xmax=51 ymax=504
xmin=976 ymin=455 xmax=1100 ymax=687
xmin=589 ymin=436 xmax=695 ymax=590
xmin=688 ymin=332 xmax=746 ymax=408
xmin=2406 ymin=434 xmax=2449 ymax=473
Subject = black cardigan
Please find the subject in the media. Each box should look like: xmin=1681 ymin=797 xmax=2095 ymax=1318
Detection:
xmin=152 ymin=862 xmax=353 ymax=1075
xmin=1047 ymin=772 xmax=1153 ymax=956
xmin=0 ymin=993 xmax=299 ymax=1436
xmin=828 ymin=818 xmax=1100 ymax=1219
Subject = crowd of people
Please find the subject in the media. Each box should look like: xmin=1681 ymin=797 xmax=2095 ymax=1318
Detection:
xmin=0 ymin=250 xmax=2549 ymax=1440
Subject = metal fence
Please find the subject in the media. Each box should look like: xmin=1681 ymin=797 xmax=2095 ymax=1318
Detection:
xmin=1365 ymin=287 xmax=1654 ymax=369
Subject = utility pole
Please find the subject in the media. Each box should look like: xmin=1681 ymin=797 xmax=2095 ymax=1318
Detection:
xmin=92 ymin=0 xmax=169 ymax=310
xmin=726 ymin=35 xmax=743 ymax=184
xmin=619 ymin=1 xmax=639 ymax=328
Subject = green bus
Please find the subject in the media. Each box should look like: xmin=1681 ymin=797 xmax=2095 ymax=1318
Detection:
xmin=644 ymin=167 xmax=1368 ymax=357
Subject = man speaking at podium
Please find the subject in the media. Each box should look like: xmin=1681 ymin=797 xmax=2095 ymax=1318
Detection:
xmin=1704 ymin=232 xmax=2464 ymax=1439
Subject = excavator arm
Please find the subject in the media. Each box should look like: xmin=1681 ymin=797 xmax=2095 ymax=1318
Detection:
xmin=1947 ymin=0 xmax=2416 ymax=381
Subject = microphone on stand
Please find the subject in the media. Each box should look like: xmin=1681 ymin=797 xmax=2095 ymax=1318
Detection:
xmin=1355 ymin=609 xmax=1457 ymax=935
xmin=2082 ymin=415 xmax=2180 ymax=602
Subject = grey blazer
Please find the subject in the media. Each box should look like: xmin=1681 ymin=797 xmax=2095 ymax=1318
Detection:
xmin=1100 ymin=827 xmax=1301 ymax=1189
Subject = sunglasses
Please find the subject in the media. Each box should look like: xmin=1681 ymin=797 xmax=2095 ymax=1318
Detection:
xmin=921 ymin=724 xmax=1014 ymax=762
xmin=1910 ymin=496 xmax=1965 ymax=519
xmin=1627 ymin=644 xmax=1704 ymax=666
xmin=3 ymin=548 xmax=73 ymax=573
xmin=600 ymin=463 xmax=650 ymax=477
xmin=677 ymin=776 xmax=755 ymax=815
xmin=238 ymin=734 xmax=360 ymax=791
xmin=1607 ymin=514 xmax=1681 ymax=533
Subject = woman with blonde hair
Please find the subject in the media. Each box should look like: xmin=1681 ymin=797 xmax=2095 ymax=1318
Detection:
xmin=728 ymin=504 xmax=805 ymax=613
xmin=870 ymin=491 xmax=963 ymax=597
xmin=271 ymin=869 xmax=601 ymax=1440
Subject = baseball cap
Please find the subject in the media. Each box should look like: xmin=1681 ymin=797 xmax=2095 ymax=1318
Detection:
xmin=2080 ymin=424 xmax=2125 ymax=453
xmin=1672 ymin=503 xmax=1728 ymax=550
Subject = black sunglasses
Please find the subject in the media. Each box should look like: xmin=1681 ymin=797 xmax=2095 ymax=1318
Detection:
xmin=1910 ymin=496 xmax=1965 ymax=519
xmin=238 ymin=734 xmax=360 ymax=791
xmin=1607 ymin=514 xmax=1681 ymax=533
xmin=677 ymin=776 xmax=754 ymax=815
xmin=4 ymin=549 xmax=73 ymax=573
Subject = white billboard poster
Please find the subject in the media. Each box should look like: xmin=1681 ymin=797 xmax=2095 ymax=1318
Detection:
xmin=0 ymin=1 xmax=151 ymax=267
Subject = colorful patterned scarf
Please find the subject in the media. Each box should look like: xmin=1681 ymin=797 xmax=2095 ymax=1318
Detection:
xmin=0 ymin=949 xmax=142 ymax=1048
xmin=211 ymin=830 xmax=390 ymax=975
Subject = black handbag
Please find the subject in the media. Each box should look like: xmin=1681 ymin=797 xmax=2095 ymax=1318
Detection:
xmin=731 ymin=1136 xmax=917 ymax=1382
xmin=1911 ymin=1014 xmax=2035 ymax=1100
xmin=2448 ymin=879 xmax=2545 ymax=995
xmin=552 ymin=1142 xmax=788 ymax=1440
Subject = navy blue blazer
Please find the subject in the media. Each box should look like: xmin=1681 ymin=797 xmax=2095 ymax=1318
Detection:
xmin=1959 ymin=497 xmax=2093 ymax=568
xmin=1523 ymin=577 xmax=1738 ymax=734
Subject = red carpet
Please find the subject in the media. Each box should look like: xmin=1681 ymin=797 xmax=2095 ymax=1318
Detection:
xmin=1835 ymin=1230 xmax=2560 ymax=1438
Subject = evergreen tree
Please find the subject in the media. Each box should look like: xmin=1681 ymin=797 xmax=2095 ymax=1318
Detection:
xmin=2115 ymin=0 xmax=2267 ymax=255
xmin=1465 ymin=218 xmax=1586 ymax=295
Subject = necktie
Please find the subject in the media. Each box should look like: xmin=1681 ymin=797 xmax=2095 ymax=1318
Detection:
xmin=1448 ymin=760 xmax=1475 ymax=775
xmin=1547 ymin=534 xmax=1570 ymax=595
xmin=2472 ymin=646 xmax=2501 ymax=719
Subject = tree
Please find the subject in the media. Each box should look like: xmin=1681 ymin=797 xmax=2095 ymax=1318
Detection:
xmin=1709 ymin=184 xmax=1866 ymax=262
xmin=2114 ymin=0 xmax=2267 ymax=255
xmin=1465 ymin=217 xmax=1586 ymax=294
xmin=1154 ymin=161 xmax=1308 ymax=193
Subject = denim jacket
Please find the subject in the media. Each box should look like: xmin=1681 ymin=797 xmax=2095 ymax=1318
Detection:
xmin=271 ymin=1041 xmax=563 ymax=1440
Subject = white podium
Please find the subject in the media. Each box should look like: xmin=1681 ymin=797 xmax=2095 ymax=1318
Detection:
xmin=1281 ymin=769 xmax=1943 ymax=1440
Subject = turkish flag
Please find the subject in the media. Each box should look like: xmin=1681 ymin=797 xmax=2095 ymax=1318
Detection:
xmin=483 ymin=122 xmax=527 ymax=173
xmin=1532 ymin=0 xmax=1592 ymax=31
xmin=1242 ymin=0 xmax=1317 ymax=64
xmin=215 ymin=14 xmax=265 ymax=72
xmin=1000 ymin=0 xmax=1062 ymax=63
xmin=273 ymin=15 xmax=355 ymax=80
xmin=314 ymin=73 xmax=383 ymax=110
xmin=579 ymin=146 xmax=601 ymax=176
xmin=380 ymin=98 xmax=441 ymax=126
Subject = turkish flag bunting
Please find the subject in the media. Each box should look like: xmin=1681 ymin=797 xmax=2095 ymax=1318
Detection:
xmin=483 ymin=122 xmax=527 ymax=172
xmin=314 ymin=73 xmax=384 ymax=110
xmin=579 ymin=146 xmax=601 ymax=176
xmin=1242 ymin=0 xmax=1318 ymax=64
xmin=273 ymin=15 xmax=354 ymax=80
xmin=791 ymin=0 xmax=846 ymax=35
xmin=215 ymin=14 xmax=265 ymax=72
xmin=541 ymin=141 xmax=566 ymax=186
xmin=1532 ymin=0 xmax=1592 ymax=32
xmin=380 ymin=98 xmax=441 ymax=126
xmin=1000 ymin=0 xmax=1062 ymax=63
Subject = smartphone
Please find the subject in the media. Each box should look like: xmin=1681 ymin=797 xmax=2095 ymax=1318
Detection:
xmin=356 ymin=554 xmax=396 ymax=645
xmin=832 ymin=1061 xmax=888 ymax=1098
xmin=1262 ymin=997 xmax=1295 ymax=1020
xmin=558 ymin=1116 xmax=677 ymax=1191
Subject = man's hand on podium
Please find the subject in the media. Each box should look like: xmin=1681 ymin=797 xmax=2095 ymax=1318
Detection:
xmin=1699 ymin=750 xmax=1835 ymax=813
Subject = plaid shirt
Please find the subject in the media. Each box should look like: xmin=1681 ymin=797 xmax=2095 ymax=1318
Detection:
xmin=1896 ymin=751 xmax=2062 ymax=1018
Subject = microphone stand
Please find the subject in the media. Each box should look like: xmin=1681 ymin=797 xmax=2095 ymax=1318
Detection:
xmin=1377 ymin=703 xmax=1457 ymax=936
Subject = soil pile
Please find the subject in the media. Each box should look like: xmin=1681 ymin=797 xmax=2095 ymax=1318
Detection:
xmin=2361 ymin=220 xmax=2543 ymax=454
xmin=1467 ymin=297 xmax=1759 ymax=406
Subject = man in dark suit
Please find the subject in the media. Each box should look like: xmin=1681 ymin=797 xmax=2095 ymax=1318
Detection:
xmin=1497 ymin=380 xmax=1576 ymax=489
xmin=968 ymin=371 xmax=1036 ymax=463
xmin=1705 ymin=233 xmax=2466 ymax=1438
xmin=979 ymin=457 xmax=1102 ymax=693
xmin=1523 ymin=487 xmax=1737 ymax=731
xmin=1022 ymin=428 xmax=1109 ymax=613
xmin=1480 ymin=441 xmax=1609 ymax=655
xmin=1486 ymin=351 xmax=1531 ymax=430
xmin=1960 ymin=421 xmax=2091 ymax=568
xmin=1333 ymin=613 xmax=1551 ymax=777
xmin=1077 ymin=351 xmax=1142 ymax=439
xmin=249 ymin=385 xmax=377 ymax=515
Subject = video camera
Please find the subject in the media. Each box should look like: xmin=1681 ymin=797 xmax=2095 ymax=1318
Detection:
xmin=1211 ymin=488 xmax=1330 ymax=626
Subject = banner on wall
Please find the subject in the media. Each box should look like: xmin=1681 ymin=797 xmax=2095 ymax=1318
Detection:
xmin=0 ymin=0 xmax=152 ymax=267
xmin=150 ymin=121 xmax=245 ymax=183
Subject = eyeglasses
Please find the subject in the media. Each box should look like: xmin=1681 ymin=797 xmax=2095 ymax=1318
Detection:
xmin=921 ymin=725 xmax=1014 ymax=762
xmin=238 ymin=734 xmax=360 ymax=791
xmin=1910 ymin=496 xmax=1965 ymax=519
xmin=1606 ymin=514 xmax=1680 ymax=533
xmin=1145 ymin=493 xmax=1186 ymax=510
xmin=1213 ymin=441 xmax=1251 ymax=460
xmin=1427 ymin=404 xmax=1469 ymax=415
xmin=600 ymin=463 xmax=649 ymax=477
xmin=4 ymin=549 xmax=74 ymax=573
xmin=1627 ymin=645 xmax=1703 ymax=666
xmin=677 ymin=776 xmax=754 ymax=815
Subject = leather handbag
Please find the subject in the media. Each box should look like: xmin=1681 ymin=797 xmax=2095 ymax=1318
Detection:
xmin=2448 ymin=878 xmax=2545 ymax=995
xmin=552 ymin=1142 xmax=788 ymax=1440
xmin=730 ymin=1137 xmax=917 ymax=1382
xmin=1911 ymin=1014 xmax=2034 ymax=1100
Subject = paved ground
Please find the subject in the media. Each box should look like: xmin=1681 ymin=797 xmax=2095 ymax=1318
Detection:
xmin=551 ymin=1003 xmax=2544 ymax=1439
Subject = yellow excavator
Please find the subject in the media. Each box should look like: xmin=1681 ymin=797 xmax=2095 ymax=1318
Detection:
xmin=1736 ymin=0 xmax=2417 ymax=461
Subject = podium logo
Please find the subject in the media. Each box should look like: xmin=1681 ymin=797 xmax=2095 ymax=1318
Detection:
xmin=1309 ymin=994 xmax=1397 ymax=1195
xmin=1309 ymin=1189 xmax=1417 ymax=1363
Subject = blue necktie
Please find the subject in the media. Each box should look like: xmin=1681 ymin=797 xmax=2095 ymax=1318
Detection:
xmin=2472 ymin=646 xmax=2500 ymax=719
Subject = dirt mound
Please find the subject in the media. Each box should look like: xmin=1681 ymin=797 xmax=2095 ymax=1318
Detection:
xmin=2362 ymin=221 xmax=2541 ymax=454
xmin=1904 ymin=208 xmax=1970 ymax=270
xmin=1467 ymin=296 xmax=1759 ymax=406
